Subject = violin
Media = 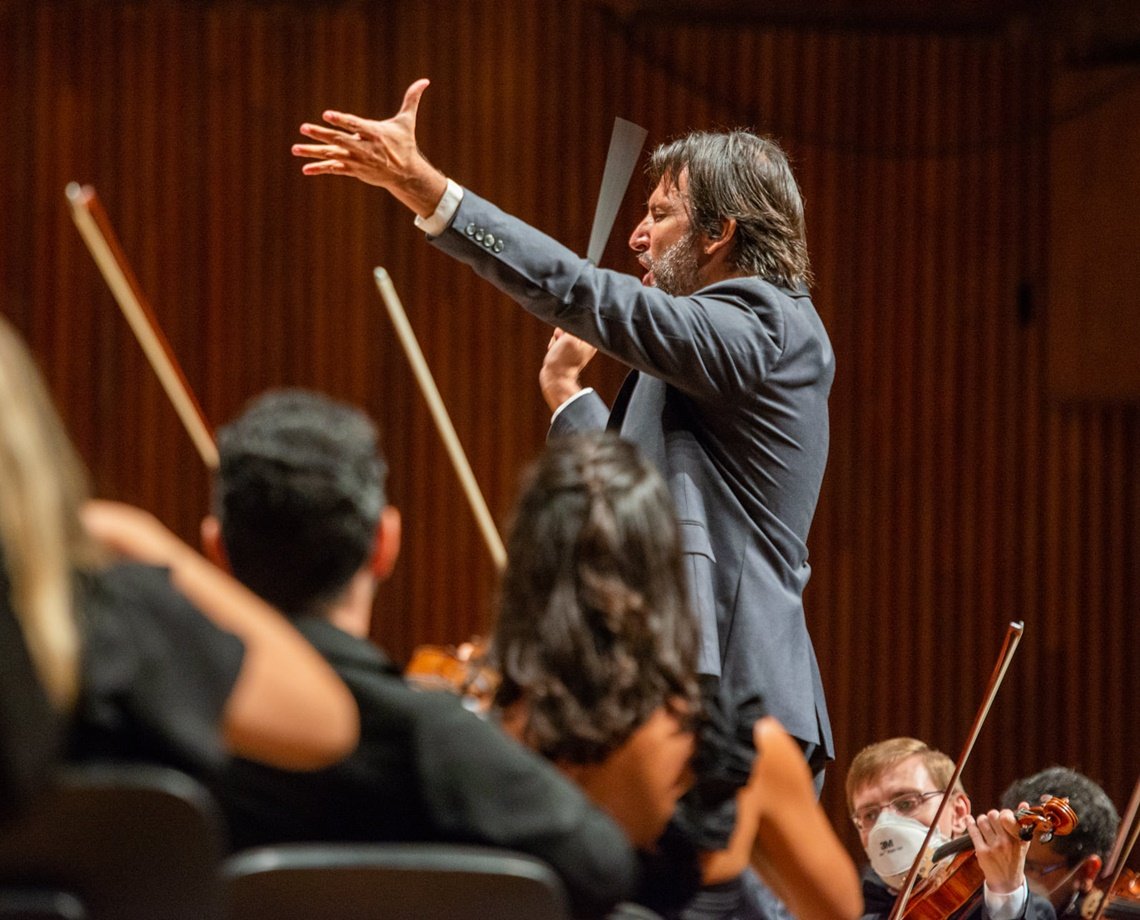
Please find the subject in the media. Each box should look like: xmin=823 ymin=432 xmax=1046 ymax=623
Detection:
xmin=1083 ymin=774 xmax=1140 ymax=918
xmin=1081 ymin=869 xmax=1140 ymax=918
xmin=404 ymin=637 xmax=497 ymax=709
xmin=899 ymin=796 xmax=1079 ymax=920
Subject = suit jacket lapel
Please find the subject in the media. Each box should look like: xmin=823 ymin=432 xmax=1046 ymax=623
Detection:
xmin=607 ymin=370 xmax=639 ymax=431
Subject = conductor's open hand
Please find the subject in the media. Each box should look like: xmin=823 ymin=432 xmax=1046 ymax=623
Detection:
xmin=293 ymin=78 xmax=447 ymax=216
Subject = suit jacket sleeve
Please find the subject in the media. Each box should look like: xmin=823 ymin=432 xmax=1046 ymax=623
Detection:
xmin=549 ymin=390 xmax=610 ymax=439
xmin=429 ymin=191 xmax=789 ymax=403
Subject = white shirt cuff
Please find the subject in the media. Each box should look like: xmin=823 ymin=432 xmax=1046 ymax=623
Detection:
xmin=983 ymin=880 xmax=1027 ymax=920
xmin=550 ymin=387 xmax=596 ymax=425
xmin=413 ymin=178 xmax=464 ymax=236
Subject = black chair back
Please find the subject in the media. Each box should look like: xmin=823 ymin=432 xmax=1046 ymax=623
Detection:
xmin=224 ymin=842 xmax=572 ymax=920
xmin=0 ymin=764 xmax=225 ymax=920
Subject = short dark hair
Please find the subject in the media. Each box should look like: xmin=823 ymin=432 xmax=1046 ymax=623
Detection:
xmin=215 ymin=389 xmax=385 ymax=618
xmin=649 ymin=130 xmax=812 ymax=289
xmin=999 ymin=767 xmax=1120 ymax=864
xmin=491 ymin=433 xmax=700 ymax=765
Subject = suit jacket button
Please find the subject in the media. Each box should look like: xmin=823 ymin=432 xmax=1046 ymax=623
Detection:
xmin=475 ymin=228 xmax=485 ymax=242
xmin=483 ymin=233 xmax=495 ymax=248
xmin=493 ymin=240 xmax=504 ymax=253
xmin=465 ymin=222 xmax=476 ymax=236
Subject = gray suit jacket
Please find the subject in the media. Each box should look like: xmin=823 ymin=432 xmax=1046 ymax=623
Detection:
xmin=431 ymin=190 xmax=834 ymax=756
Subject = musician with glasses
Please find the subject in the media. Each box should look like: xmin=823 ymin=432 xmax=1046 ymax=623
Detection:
xmin=1000 ymin=767 xmax=1120 ymax=917
xmin=845 ymin=737 xmax=1056 ymax=920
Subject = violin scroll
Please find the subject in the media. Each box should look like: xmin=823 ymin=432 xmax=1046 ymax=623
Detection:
xmin=1017 ymin=796 xmax=1079 ymax=843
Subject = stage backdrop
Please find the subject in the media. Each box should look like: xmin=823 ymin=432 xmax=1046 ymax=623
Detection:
xmin=2 ymin=0 xmax=1136 ymax=859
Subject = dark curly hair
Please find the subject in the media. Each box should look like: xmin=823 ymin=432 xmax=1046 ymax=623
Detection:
xmin=491 ymin=433 xmax=700 ymax=765
xmin=1000 ymin=767 xmax=1120 ymax=865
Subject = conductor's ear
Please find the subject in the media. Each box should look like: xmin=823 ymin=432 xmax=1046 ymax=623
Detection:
xmin=704 ymin=218 xmax=736 ymax=256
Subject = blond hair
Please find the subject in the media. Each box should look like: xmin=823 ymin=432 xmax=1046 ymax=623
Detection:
xmin=845 ymin=737 xmax=965 ymax=811
xmin=0 ymin=316 xmax=99 ymax=708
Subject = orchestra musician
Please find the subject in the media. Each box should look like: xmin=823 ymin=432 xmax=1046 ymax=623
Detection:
xmin=490 ymin=431 xmax=861 ymax=920
xmin=0 ymin=315 xmax=360 ymax=798
xmin=1000 ymin=767 xmax=1121 ymax=917
xmin=292 ymin=78 xmax=837 ymax=798
xmin=205 ymin=389 xmax=640 ymax=919
xmin=846 ymin=737 xmax=1056 ymax=920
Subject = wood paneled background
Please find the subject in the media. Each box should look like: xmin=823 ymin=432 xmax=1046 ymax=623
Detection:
xmin=2 ymin=0 xmax=1136 ymax=861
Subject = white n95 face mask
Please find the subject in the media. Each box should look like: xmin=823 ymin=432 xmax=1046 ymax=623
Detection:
xmin=865 ymin=811 xmax=947 ymax=890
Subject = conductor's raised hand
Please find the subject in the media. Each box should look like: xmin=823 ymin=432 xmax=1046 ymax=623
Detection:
xmin=293 ymin=78 xmax=448 ymax=217
xmin=539 ymin=328 xmax=598 ymax=413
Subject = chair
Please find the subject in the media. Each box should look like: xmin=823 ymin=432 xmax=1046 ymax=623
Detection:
xmin=223 ymin=842 xmax=573 ymax=920
xmin=606 ymin=905 xmax=664 ymax=920
xmin=606 ymin=907 xmax=664 ymax=920
xmin=0 ymin=763 xmax=226 ymax=920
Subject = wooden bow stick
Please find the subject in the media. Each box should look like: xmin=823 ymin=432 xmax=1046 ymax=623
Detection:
xmin=372 ymin=267 xmax=507 ymax=572
xmin=65 ymin=183 xmax=218 ymax=469
xmin=889 ymin=620 xmax=1026 ymax=920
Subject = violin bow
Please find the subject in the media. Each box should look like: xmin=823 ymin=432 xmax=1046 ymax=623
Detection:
xmin=1090 ymin=774 xmax=1140 ymax=920
xmin=65 ymin=183 xmax=219 ymax=470
xmin=888 ymin=620 xmax=1026 ymax=920
xmin=372 ymin=116 xmax=647 ymax=574
xmin=372 ymin=266 xmax=507 ymax=572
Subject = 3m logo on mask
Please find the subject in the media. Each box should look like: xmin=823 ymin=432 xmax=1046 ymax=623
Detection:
xmin=878 ymin=836 xmax=898 ymax=853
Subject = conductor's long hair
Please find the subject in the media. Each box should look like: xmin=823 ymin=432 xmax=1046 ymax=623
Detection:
xmin=650 ymin=130 xmax=812 ymax=289
xmin=492 ymin=433 xmax=699 ymax=764
xmin=0 ymin=316 xmax=99 ymax=709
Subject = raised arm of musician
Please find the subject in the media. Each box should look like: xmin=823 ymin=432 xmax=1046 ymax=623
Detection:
xmin=81 ymin=499 xmax=359 ymax=771
xmin=704 ymin=716 xmax=863 ymax=920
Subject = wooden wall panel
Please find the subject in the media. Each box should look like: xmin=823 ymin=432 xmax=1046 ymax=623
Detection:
xmin=2 ymin=0 xmax=1136 ymax=864
xmin=1048 ymin=64 xmax=1140 ymax=399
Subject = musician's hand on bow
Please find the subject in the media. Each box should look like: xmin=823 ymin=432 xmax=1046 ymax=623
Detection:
xmin=293 ymin=78 xmax=447 ymax=217
xmin=966 ymin=806 xmax=1030 ymax=896
xmin=539 ymin=328 xmax=598 ymax=413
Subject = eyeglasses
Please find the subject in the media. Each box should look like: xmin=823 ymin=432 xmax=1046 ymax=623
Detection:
xmin=850 ymin=790 xmax=945 ymax=831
